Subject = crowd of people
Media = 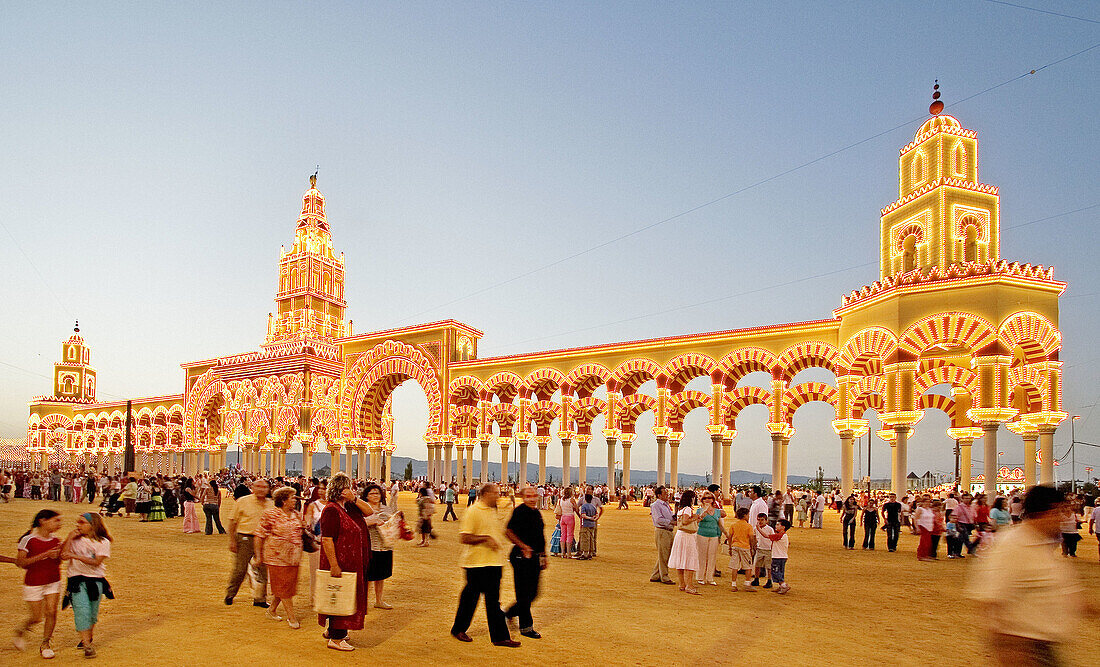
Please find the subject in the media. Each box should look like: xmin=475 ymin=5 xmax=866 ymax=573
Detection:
xmin=3 ymin=461 xmax=1098 ymax=661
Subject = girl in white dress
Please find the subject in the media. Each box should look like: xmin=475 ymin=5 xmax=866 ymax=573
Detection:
xmin=667 ymin=489 xmax=702 ymax=594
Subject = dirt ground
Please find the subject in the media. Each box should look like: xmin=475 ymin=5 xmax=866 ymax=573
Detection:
xmin=1 ymin=495 xmax=1097 ymax=665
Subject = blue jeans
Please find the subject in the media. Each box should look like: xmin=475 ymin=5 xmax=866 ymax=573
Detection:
xmin=769 ymin=558 xmax=787 ymax=584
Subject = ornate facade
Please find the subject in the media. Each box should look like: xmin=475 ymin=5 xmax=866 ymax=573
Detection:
xmin=22 ymin=108 xmax=1067 ymax=498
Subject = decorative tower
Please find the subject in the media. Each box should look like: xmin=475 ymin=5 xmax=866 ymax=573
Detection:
xmin=879 ymin=83 xmax=1000 ymax=277
xmin=54 ymin=321 xmax=96 ymax=402
xmin=267 ymin=174 xmax=348 ymax=343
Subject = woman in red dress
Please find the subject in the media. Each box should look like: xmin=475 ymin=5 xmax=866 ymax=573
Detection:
xmin=317 ymin=473 xmax=370 ymax=651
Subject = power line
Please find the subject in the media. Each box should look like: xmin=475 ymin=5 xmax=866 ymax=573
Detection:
xmin=388 ymin=42 xmax=1100 ymax=327
xmin=495 ymin=262 xmax=877 ymax=352
xmin=982 ymin=0 xmax=1100 ymax=24
xmin=490 ymin=202 xmax=1099 ymax=352
xmin=0 ymin=218 xmax=75 ymax=321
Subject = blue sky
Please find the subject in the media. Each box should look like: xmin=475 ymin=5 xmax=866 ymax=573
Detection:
xmin=1 ymin=2 xmax=1097 ymax=480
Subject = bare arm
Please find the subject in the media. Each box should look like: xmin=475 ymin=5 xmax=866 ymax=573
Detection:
xmin=459 ymin=533 xmax=499 ymax=549
xmin=321 ymin=536 xmax=341 ymax=577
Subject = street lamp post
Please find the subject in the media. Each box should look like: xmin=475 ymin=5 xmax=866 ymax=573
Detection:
xmin=1072 ymin=415 xmax=1081 ymax=492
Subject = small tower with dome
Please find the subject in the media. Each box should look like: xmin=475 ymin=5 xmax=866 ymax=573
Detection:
xmin=53 ymin=321 xmax=97 ymax=402
xmin=879 ymin=83 xmax=1000 ymax=277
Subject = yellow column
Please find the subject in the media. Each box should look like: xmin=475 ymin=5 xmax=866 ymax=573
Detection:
xmin=576 ymin=435 xmax=589 ymax=487
xmin=959 ymin=440 xmax=973 ymax=493
xmin=669 ymin=434 xmax=682 ymax=488
xmin=517 ymin=437 xmax=529 ymax=485
xmin=982 ymin=423 xmax=999 ymax=497
xmin=1022 ymin=434 xmax=1037 ymax=488
xmin=839 ymin=431 xmax=854 ymax=498
xmin=655 ymin=435 xmax=668 ymax=487
xmin=499 ymin=438 xmax=511 ymax=484
xmin=465 ymin=444 xmax=474 ymax=488
xmin=721 ymin=435 xmax=732 ymax=501
xmin=560 ymin=436 xmax=572 ymax=487
xmin=621 ymin=437 xmax=632 ymax=490
xmin=536 ymin=437 xmax=548 ymax=486
xmin=443 ymin=441 xmax=453 ymax=484
xmin=894 ymin=426 xmax=911 ymax=497
xmin=1039 ymin=426 xmax=1055 ymax=485
xmin=770 ymin=433 xmax=783 ymax=490
xmin=479 ymin=439 xmax=490 ymax=484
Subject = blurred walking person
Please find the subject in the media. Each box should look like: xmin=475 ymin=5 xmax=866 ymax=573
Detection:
xmin=451 ymin=483 xmax=519 ymax=646
xmin=969 ymin=486 xmax=1095 ymax=666
xmin=503 ymin=486 xmax=547 ymax=638
xmin=224 ymin=478 xmax=273 ymax=607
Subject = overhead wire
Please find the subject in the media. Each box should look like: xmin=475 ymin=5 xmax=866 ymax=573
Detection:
xmin=981 ymin=0 xmax=1100 ymax=25
xmin=489 ymin=203 xmax=1099 ymax=352
xmin=387 ymin=42 xmax=1100 ymax=327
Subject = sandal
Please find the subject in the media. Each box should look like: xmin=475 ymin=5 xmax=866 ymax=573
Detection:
xmin=685 ymin=588 xmax=701 ymax=595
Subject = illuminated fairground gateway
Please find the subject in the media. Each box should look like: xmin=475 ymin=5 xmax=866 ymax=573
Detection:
xmin=23 ymin=104 xmax=1068 ymax=500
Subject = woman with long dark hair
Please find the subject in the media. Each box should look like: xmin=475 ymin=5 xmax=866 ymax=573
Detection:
xmin=181 ymin=478 xmax=201 ymax=534
xmin=14 ymin=509 xmax=63 ymax=659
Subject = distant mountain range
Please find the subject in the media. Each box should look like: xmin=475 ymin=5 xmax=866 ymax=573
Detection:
xmin=224 ymin=451 xmax=809 ymax=485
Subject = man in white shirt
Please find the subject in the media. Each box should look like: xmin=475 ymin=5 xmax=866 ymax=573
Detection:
xmin=812 ymin=493 xmax=826 ymax=529
xmin=748 ymin=486 xmax=768 ymax=535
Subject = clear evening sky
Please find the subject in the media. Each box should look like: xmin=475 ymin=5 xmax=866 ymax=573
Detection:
xmin=1 ymin=2 xmax=1097 ymax=480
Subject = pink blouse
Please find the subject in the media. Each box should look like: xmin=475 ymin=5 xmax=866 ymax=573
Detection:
xmin=258 ymin=508 xmax=304 ymax=566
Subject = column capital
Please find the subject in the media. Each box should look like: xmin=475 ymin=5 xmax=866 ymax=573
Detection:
xmin=893 ymin=424 xmax=913 ymax=436
xmin=967 ymin=408 xmax=1019 ymax=424
xmin=601 ymin=428 xmax=621 ymax=440
xmin=534 ymin=435 xmax=551 ymax=448
xmin=766 ymin=422 xmax=793 ymax=438
xmin=620 ymin=432 xmax=636 ymax=446
xmin=514 ymin=431 xmax=532 ymax=442
xmin=669 ymin=431 xmax=684 ymax=446
xmin=575 ymin=433 xmax=592 ymax=446
xmin=876 ymin=428 xmax=897 ymax=443
xmin=878 ymin=411 xmax=924 ymax=428
xmin=832 ymin=418 xmax=869 ymax=438
xmin=652 ymin=426 xmax=673 ymax=439
xmin=556 ymin=431 xmax=576 ymax=441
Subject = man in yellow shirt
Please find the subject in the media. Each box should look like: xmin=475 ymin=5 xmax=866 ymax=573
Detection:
xmin=450 ymin=483 xmax=519 ymax=647
xmin=224 ymin=479 xmax=273 ymax=607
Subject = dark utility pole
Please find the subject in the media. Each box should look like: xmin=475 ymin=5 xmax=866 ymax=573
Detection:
xmin=954 ymin=440 xmax=960 ymax=491
xmin=124 ymin=400 xmax=135 ymax=474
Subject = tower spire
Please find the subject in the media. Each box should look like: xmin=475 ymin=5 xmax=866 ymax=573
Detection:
xmin=929 ymin=80 xmax=944 ymax=115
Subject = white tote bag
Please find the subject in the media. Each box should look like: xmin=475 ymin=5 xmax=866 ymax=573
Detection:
xmin=314 ymin=570 xmax=358 ymax=617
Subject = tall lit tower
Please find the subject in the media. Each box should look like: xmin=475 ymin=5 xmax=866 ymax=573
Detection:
xmin=266 ymin=174 xmax=348 ymax=343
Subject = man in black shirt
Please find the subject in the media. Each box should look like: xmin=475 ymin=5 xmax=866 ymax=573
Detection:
xmin=881 ymin=492 xmax=902 ymax=552
xmin=503 ymin=486 xmax=547 ymax=639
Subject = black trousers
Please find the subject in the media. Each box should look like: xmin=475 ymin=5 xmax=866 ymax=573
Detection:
xmin=885 ymin=521 xmax=901 ymax=551
xmin=452 ymin=566 xmax=509 ymax=643
xmin=505 ymin=550 xmax=541 ymax=630
xmin=443 ymin=502 xmax=457 ymax=521
xmin=204 ymin=503 xmax=226 ymax=534
xmin=863 ymin=521 xmax=877 ymax=548
xmin=930 ymin=534 xmax=941 ymax=558
xmin=842 ymin=517 xmax=856 ymax=548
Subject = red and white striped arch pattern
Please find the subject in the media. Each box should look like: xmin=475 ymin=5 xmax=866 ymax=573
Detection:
xmin=777 ymin=341 xmax=841 ymax=379
xmin=914 ymin=364 xmax=979 ymax=400
xmin=999 ymin=311 xmax=1061 ymax=363
xmin=784 ymin=382 xmax=838 ymax=413
xmin=899 ymin=312 xmax=998 ymax=357
xmin=840 ymin=327 xmax=898 ymax=376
